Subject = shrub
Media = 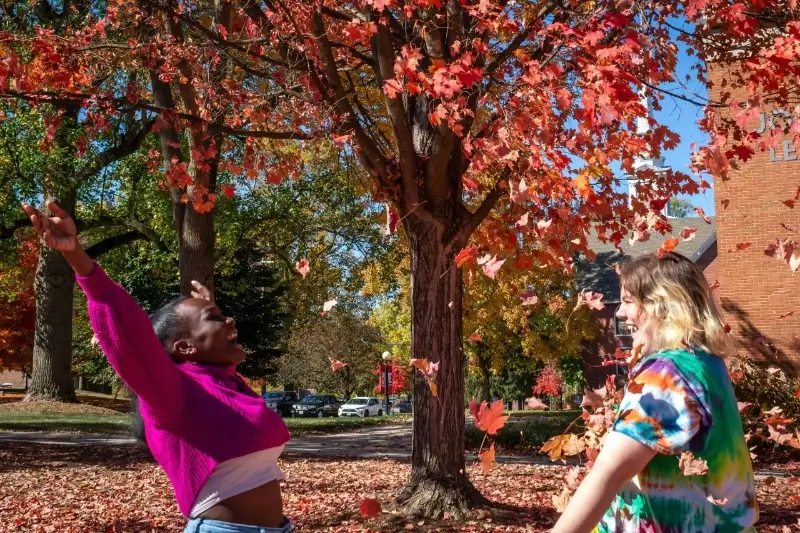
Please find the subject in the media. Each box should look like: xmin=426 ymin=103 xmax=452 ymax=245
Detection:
xmin=465 ymin=412 xmax=578 ymax=451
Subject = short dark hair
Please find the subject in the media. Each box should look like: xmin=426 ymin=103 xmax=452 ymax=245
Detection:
xmin=130 ymin=296 xmax=190 ymax=445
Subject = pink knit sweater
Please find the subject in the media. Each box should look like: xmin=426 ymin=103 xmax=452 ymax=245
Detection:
xmin=76 ymin=264 xmax=291 ymax=516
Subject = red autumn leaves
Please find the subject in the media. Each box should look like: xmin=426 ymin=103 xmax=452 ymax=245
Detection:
xmin=469 ymin=399 xmax=510 ymax=476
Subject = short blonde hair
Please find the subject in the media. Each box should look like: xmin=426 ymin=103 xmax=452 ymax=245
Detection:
xmin=619 ymin=252 xmax=733 ymax=356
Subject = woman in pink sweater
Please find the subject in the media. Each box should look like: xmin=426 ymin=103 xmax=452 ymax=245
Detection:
xmin=23 ymin=202 xmax=293 ymax=533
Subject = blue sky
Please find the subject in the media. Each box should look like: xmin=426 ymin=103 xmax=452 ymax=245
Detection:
xmin=645 ymin=35 xmax=716 ymax=216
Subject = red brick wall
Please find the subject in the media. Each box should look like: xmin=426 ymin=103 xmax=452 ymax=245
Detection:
xmin=708 ymin=63 xmax=800 ymax=372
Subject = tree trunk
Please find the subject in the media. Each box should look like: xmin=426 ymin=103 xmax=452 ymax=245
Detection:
xmin=397 ymin=220 xmax=486 ymax=519
xmin=477 ymin=352 xmax=492 ymax=404
xmin=25 ymin=191 xmax=78 ymax=403
xmin=178 ymin=205 xmax=215 ymax=295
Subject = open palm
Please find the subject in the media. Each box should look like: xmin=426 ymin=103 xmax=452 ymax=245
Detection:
xmin=21 ymin=202 xmax=78 ymax=252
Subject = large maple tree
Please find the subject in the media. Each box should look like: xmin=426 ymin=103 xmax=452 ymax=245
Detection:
xmin=2 ymin=0 xmax=798 ymax=519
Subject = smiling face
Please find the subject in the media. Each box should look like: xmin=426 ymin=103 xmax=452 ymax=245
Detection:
xmin=616 ymin=286 xmax=658 ymax=358
xmin=172 ymin=298 xmax=245 ymax=367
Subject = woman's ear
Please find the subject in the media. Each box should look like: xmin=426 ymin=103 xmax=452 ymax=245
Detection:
xmin=173 ymin=340 xmax=197 ymax=360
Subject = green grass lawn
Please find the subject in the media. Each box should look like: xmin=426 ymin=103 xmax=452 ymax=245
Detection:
xmin=0 ymin=407 xmax=412 ymax=436
xmin=0 ymin=410 xmax=132 ymax=434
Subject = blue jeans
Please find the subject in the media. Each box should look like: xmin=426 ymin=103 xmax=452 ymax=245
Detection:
xmin=184 ymin=518 xmax=294 ymax=533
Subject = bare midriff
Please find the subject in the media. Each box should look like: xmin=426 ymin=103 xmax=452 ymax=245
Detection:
xmin=197 ymin=479 xmax=283 ymax=527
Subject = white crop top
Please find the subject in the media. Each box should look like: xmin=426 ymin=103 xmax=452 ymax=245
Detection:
xmin=190 ymin=445 xmax=285 ymax=517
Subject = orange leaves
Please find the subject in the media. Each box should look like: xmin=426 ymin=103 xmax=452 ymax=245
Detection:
xmin=410 ymin=358 xmax=439 ymax=397
xmin=469 ymin=399 xmax=509 ymax=436
xmin=478 ymin=443 xmax=496 ymax=475
xmin=540 ymin=434 xmax=585 ymax=462
xmin=469 ymin=399 xmax=509 ymax=476
xmin=455 ymin=246 xmax=480 ymax=268
xmin=657 ymin=237 xmax=680 ymax=258
xmin=679 ymin=227 xmax=698 ymax=242
xmin=679 ymin=451 xmax=709 ymax=476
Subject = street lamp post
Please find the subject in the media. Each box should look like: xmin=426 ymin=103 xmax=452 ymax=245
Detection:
xmin=382 ymin=351 xmax=391 ymax=416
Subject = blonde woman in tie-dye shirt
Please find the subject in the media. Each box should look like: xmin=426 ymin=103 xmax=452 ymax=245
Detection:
xmin=553 ymin=252 xmax=757 ymax=533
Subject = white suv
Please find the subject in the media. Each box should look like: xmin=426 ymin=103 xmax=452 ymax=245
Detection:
xmin=338 ymin=397 xmax=383 ymax=417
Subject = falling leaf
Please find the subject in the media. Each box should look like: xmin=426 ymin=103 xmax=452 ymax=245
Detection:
xmin=386 ymin=204 xmax=400 ymax=235
xmin=525 ymin=396 xmax=548 ymax=410
xmin=478 ymin=443 xmax=495 ymax=475
xmin=552 ymin=487 xmax=572 ymax=512
xmin=695 ymin=206 xmax=712 ymax=224
xmin=321 ymin=299 xmax=337 ymax=316
xmin=541 ymin=434 xmax=571 ymax=462
xmin=729 ymin=242 xmax=751 ymax=252
xmin=455 ymin=246 xmax=479 ymax=267
xmin=473 ymin=400 xmax=509 ymax=435
xmin=519 ymin=290 xmax=538 ymax=306
xmin=330 ymin=358 xmax=348 ymax=372
xmin=564 ymin=467 xmax=582 ymax=490
xmin=680 ymin=227 xmax=698 ymax=241
xmin=481 ymin=255 xmax=506 ymax=279
xmin=295 ymin=258 xmax=310 ymax=279
xmin=709 ymin=280 xmax=721 ymax=290
xmin=767 ymin=367 xmax=782 ymax=375
xmin=784 ymin=199 xmax=796 ymax=209
xmin=779 ymin=311 xmax=795 ymax=319
xmin=562 ymin=434 xmax=586 ymax=456
xmin=723 ymin=324 xmax=731 ymax=334
xmin=657 ymin=237 xmax=680 ymax=257
xmin=575 ymin=289 xmax=605 ymax=311
xmin=428 ymin=381 xmax=438 ymax=397
xmin=737 ymin=402 xmax=753 ymax=413
xmin=469 ymin=331 xmax=482 ymax=343
xmin=360 ymin=497 xmax=381 ymax=517
xmin=679 ymin=452 xmax=709 ymax=476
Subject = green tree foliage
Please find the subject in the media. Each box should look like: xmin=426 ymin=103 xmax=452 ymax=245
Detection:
xmin=278 ymin=310 xmax=384 ymax=399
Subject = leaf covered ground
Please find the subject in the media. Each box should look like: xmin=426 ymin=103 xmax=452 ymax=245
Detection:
xmin=1 ymin=442 xmax=799 ymax=533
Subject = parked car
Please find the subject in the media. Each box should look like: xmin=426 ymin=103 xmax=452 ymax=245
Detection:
xmin=263 ymin=391 xmax=298 ymax=417
xmin=291 ymin=394 xmax=341 ymax=418
xmin=393 ymin=400 xmax=412 ymax=414
xmin=338 ymin=396 xmax=383 ymax=417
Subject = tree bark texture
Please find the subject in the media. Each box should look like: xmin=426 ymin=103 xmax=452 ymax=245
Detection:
xmin=25 ymin=189 xmax=78 ymax=403
xmin=396 ymin=217 xmax=487 ymax=518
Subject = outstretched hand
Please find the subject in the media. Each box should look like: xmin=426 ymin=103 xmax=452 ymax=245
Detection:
xmin=191 ymin=280 xmax=214 ymax=302
xmin=21 ymin=202 xmax=78 ymax=252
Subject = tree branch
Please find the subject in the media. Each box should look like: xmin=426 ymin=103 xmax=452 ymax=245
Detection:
xmin=85 ymin=230 xmax=146 ymax=258
xmin=0 ymin=218 xmax=30 ymax=240
xmin=459 ymin=170 xmax=509 ymax=241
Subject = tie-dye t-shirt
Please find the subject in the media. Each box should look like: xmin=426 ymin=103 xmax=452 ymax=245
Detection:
xmin=595 ymin=348 xmax=757 ymax=533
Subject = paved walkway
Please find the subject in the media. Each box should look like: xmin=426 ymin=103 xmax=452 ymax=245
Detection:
xmin=0 ymin=425 xmax=792 ymax=477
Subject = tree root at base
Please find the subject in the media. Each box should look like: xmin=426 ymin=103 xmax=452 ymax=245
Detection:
xmin=396 ymin=473 xmax=491 ymax=520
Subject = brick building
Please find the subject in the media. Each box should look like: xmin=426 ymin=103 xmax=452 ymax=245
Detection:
xmin=705 ymin=60 xmax=800 ymax=373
